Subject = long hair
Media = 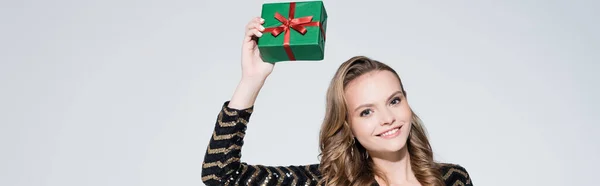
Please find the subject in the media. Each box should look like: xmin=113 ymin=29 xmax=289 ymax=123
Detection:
xmin=317 ymin=56 xmax=444 ymax=186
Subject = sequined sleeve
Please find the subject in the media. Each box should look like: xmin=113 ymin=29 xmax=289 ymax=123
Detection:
xmin=201 ymin=101 xmax=321 ymax=186
xmin=439 ymin=163 xmax=474 ymax=186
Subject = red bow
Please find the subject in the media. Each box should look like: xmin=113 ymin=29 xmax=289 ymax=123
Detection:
xmin=267 ymin=12 xmax=316 ymax=37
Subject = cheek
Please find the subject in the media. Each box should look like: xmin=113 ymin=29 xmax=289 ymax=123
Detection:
xmin=350 ymin=121 xmax=374 ymax=138
xmin=396 ymin=103 xmax=413 ymax=120
xmin=404 ymin=122 xmax=412 ymax=134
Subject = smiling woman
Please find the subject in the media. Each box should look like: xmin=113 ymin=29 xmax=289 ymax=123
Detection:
xmin=317 ymin=57 xmax=468 ymax=186
xmin=201 ymin=17 xmax=473 ymax=186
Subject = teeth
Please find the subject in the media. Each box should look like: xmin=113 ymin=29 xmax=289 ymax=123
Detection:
xmin=381 ymin=128 xmax=399 ymax=137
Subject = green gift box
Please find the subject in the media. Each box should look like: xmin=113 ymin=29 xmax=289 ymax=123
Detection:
xmin=258 ymin=1 xmax=328 ymax=63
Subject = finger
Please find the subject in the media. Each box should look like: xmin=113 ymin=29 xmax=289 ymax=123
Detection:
xmin=244 ymin=28 xmax=262 ymax=42
xmin=246 ymin=28 xmax=262 ymax=38
xmin=245 ymin=18 xmax=256 ymax=30
xmin=246 ymin=22 xmax=265 ymax=32
xmin=252 ymin=29 xmax=263 ymax=37
xmin=246 ymin=17 xmax=264 ymax=30
xmin=254 ymin=17 xmax=263 ymax=23
xmin=254 ymin=17 xmax=265 ymax=24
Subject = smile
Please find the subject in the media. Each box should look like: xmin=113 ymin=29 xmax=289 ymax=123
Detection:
xmin=376 ymin=126 xmax=402 ymax=139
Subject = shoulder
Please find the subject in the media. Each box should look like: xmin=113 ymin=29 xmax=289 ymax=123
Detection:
xmin=438 ymin=163 xmax=473 ymax=186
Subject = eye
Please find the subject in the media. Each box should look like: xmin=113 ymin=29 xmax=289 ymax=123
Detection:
xmin=360 ymin=109 xmax=373 ymax=117
xmin=390 ymin=96 xmax=401 ymax=105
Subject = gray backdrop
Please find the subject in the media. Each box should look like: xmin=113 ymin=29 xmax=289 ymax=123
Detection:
xmin=1 ymin=0 xmax=598 ymax=185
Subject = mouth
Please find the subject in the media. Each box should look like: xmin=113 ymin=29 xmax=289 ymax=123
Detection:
xmin=376 ymin=126 xmax=402 ymax=139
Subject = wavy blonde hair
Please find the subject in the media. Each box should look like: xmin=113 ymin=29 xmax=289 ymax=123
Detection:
xmin=317 ymin=56 xmax=444 ymax=186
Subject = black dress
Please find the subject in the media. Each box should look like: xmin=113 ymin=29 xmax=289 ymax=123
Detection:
xmin=202 ymin=101 xmax=474 ymax=186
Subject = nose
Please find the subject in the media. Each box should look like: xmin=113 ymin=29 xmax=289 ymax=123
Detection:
xmin=379 ymin=108 xmax=396 ymax=126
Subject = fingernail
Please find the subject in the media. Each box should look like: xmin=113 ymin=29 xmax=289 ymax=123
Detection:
xmin=259 ymin=26 xmax=265 ymax=31
xmin=257 ymin=32 xmax=263 ymax=37
xmin=260 ymin=18 xmax=265 ymax=22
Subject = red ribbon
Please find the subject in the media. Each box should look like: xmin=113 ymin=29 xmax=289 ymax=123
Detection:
xmin=263 ymin=2 xmax=326 ymax=61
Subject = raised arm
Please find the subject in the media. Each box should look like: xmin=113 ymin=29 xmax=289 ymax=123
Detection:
xmin=227 ymin=16 xmax=273 ymax=110
xmin=201 ymin=17 xmax=320 ymax=186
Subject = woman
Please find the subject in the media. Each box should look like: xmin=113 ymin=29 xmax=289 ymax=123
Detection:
xmin=201 ymin=17 xmax=473 ymax=186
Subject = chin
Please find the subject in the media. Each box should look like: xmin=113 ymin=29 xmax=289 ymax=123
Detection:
xmin=372 ymin=140 xmax=407 ymax=153
xmin=386 ymin=142 xmax=407 ymax=152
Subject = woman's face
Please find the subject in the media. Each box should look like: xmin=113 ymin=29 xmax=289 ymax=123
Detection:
xmin=344 ymin=70 xmax=412 ymax=154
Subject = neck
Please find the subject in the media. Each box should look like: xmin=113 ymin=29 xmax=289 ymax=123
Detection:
xmin=370 ymin=145 xmax=417 ymax=185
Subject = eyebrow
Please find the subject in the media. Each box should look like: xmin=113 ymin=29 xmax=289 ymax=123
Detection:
xmin=353 ymin=90 xmax=403 ymax=112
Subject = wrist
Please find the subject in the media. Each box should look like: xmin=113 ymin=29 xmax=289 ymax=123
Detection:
xmin=228 ymin=78 xmax=265 ymax=110
xmin=241 ymin=74 xmax=268 ymax=84
xmin=241 ymin=75 xmax=266 ymax=85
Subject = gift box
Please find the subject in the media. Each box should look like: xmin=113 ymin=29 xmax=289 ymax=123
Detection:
xmin=258 ymin=1 xmax=328 ymax=63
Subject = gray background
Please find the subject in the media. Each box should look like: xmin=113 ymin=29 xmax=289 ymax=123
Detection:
xmin=1 ymin=0 xmax=599 ymax=185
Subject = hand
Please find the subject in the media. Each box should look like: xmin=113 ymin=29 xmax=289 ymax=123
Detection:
xmin=241 ymin=17 xmax=274 ymax=81
xmin=228 ymin=17 xmax=274 ymax=110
